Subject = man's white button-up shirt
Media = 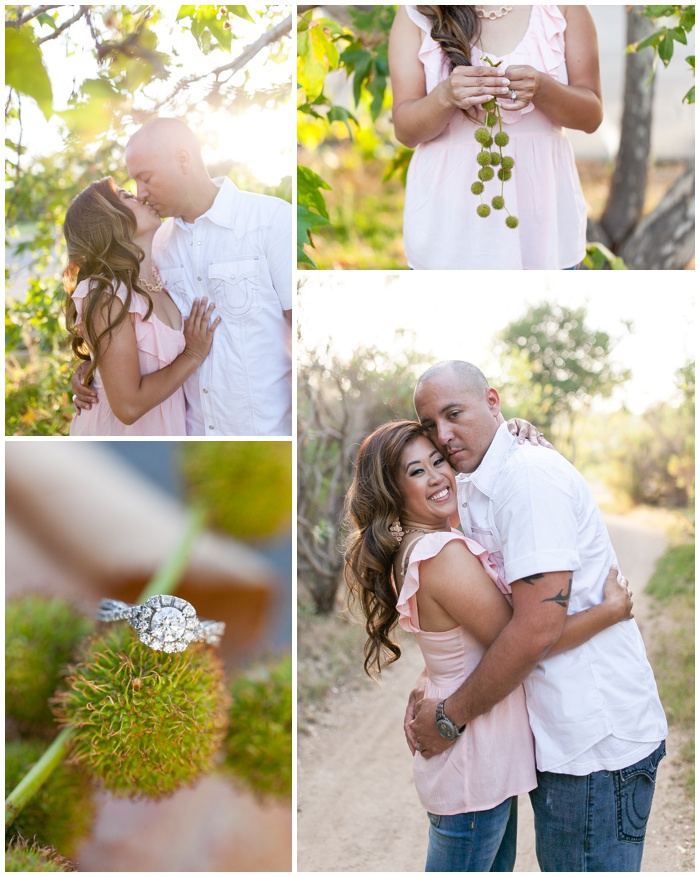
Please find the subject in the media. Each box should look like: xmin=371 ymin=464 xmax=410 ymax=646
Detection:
xmin=456 ymin=423 xmax=667 ymax=774
xmin=154 ymin=178 xmax=292 ymax=436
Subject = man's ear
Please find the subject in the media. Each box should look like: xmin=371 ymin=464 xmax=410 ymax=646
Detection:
xmin=486 ymin=387 xmax=501 ymax=416
xmin=175 ymin=148 xmax=190 ymax=174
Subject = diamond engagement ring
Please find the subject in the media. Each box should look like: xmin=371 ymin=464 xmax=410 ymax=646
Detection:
xmin=510 ymin=89 xmax=517 ymax=101
xmin=96 ymin=595 xmax=225 ymax=652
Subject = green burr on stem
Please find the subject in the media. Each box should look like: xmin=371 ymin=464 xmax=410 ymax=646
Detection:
xmin=4 ymin=508 xmax=206 ymax=828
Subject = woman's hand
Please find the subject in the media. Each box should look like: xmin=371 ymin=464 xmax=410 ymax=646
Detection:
xmin=507 ymin=418 xmax=555 ymax=449
xmin=183 ymin=297 xmax=220 ymax=363
xmin=500 ymin=64 xmax=541 ymax=111
xmin=446 ymin=64 xmax=511 ymax=110
xmin=72 ymin=361 xmax=98 ymax=413
xmin=602 ymin=566 xmax=633 ymax=623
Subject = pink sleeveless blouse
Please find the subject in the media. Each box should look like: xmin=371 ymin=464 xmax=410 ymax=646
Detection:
xmin=397 ymin=530 xmax=536 ymax=815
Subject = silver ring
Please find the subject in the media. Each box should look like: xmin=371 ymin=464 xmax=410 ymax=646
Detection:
xmin=72 ymin=394 xmax=77 ymax=403
xmin=510 ymin=89 xmax=517 ymax=101
xmin=96 ymin=595 xmax=225 ymax=652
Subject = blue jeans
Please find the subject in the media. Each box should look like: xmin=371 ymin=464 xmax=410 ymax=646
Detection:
xmin=425 ymin=796 xmax=518 ymax=872
xmin=529 ymin=741 xmax=666 ymax=871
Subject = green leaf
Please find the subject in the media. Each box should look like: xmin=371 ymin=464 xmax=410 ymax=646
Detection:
xmin=5 ymin=28 xmax=53 ymax=119
xmin=679 ymin=6 xmax=695 ymax=31
xmin=298 ymin=22 xmax=339 ymax=102
xmin=634 ymin=32 xmax=662 ymax=53
xmin=298 ymin=166 xmax=330 ymax=218
xmin=327 ymin=105 xmax=358 ymax=138
xmin=669 ymin=26 xmax=688 ymax=44
xmin=658 ymin=32 xmax=675 ymax=65
xmin=297 ymin=204 xmax=331 ymax=266
xmin=682 ymin=84 xmax=695 ymax=104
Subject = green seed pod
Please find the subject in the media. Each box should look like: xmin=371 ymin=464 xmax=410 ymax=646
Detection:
xmin=490 ymin=152 xmax=501 ymax=166
xmin=476 ymin=204 xmax=491 ymax=218
xmin=5 ymin=740 xmax=94 ymax=855
xmin=485 ymin=112 xmax=498 ymax=127
xmin=501 ymin=155 xmax=515 ymax=170
xmin=471 ymin=181 xmax=485 ymax=195
xmin=498 ymin=168 xmax=512 ymax=182
xmin=482 ymin=98 xmax=497 ymax=111
xmin=491 ymin=196 xmax=505 ymax=210
xmin=180 ymin=441 xmax=291 ymax=541
xmin=52 ymin=626 xmax=230 ymax=799
xmin=4 ymin=838 xmax=75 ymax=872
xmin=223 ymin=654 xmax=292 ymax=799
xmin=506 ymin=215 xmax=520 ymax=228
xmin=474 ymin=127 xmax=491 ymax=145
xmin=6 ymin=596 xmax=92 ymax=731
xmin=478 ymin=167 xmax=495 ymax=182
xmin=476 ymin=151 xmax=492 ymax=167
xmin=494 ymin=131 xmax=510 ymax=147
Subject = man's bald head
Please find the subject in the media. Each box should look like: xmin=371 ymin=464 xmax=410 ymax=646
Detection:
xmin=125 ymin=118 xmax=215 ymax=221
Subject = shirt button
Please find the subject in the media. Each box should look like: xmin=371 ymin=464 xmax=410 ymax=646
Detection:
xmin=203 ymin=388 xmax=208 ymax=394
xmin=462 ymin=502 xmax=468 ymax=507
xmin=197 ymin=276 xmax=202 ymax=281
xmin=208 ymin=424 xmax=214 ymax=430
xmin=197 ymin=241 xmax=201 ymax=246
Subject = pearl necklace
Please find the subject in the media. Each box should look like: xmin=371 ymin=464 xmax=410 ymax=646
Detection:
xmin=138 ymin=268 xmax=164 ymax=294
xmin=475 ymin=5 xmax=514 ymax=20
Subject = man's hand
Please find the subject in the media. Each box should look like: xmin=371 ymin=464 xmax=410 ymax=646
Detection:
xmin=409 ymin=696 xmax=454 ymax=759
xmin=71 ymin=361 xmax=98 ymax=413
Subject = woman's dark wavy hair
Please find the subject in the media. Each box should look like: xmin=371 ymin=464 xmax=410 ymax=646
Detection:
xmin=343 ymin=420 xmax=430 ymax=678
xmin=415 ymin=6 xmax=481 ymax=71
xmin=62 ymin=176 xmax=153 ymax=386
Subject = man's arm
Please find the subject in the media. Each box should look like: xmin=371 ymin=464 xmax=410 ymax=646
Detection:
xmin=411 ymin=569 xmax=572 ymax=757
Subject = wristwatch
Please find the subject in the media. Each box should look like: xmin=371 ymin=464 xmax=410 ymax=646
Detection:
xmin=435 ymin=701 xmax=466 ymax=740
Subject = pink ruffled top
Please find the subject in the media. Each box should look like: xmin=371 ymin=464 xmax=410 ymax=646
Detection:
xmin=403 ymin=5 xmax=587 ymax=269
xmin=396 ymin=530 xmax=536 ymax=815
xmin=69 ymin=279 xmax=188 ymax=436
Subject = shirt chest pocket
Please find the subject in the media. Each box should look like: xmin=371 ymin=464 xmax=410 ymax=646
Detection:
xmin=208 ymin=257 xmax=261 ymax=320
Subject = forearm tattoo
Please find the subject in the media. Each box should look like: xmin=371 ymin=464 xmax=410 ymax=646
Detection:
xmin=542 ymin=576 xmax=573 ymax=610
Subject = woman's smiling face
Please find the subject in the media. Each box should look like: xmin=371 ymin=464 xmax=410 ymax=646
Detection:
xmin=396 ymin=436 xmax=457 ymax=527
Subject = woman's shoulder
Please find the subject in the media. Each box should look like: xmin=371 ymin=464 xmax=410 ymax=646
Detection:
xmin=402 ymin=5 xmax=432 ymax=33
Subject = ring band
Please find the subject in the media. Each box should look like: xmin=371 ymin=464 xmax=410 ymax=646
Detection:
xmin=510 ymin=89 xmax=517 ymax=100
xmin=72 ymin=395 xmax=77 ymax=403
xmin=96 ymin=595 xmax=225 ymax=652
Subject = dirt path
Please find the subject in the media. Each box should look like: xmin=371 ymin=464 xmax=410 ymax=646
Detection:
xmin=297 ymin=515 xmax=695 ymax=872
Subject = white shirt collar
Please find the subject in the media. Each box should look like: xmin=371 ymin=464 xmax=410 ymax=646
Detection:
xmin=456 ymin=421 xmax=514 ymax=497
xmin=173 ymin=177 xmax=238 ymax=231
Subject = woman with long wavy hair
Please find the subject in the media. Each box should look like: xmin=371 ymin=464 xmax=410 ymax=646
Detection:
xmin=343 ymin=420 xmax=632 ymax=871
xmin=389 ymin=5 xmax=602 ymax=269
xmin=63 ymin=176 xmax=219 ymax=435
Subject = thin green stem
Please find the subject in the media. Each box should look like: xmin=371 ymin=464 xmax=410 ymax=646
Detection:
xmin=5 ymin=509 xmax=207 ymax=828
xmin=5 ymin=727 xmax=74 ymax=828
xmin=137 ymin=506 xmax=206 ymax=601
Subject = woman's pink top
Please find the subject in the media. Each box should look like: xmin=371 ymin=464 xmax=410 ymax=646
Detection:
xmin=69 ymin=279 xmax=187 ymax=436
xmin=404 ymin=5 xmax=587 ymax=270
xmin=396 ymin=530 xmax=536 ymax=815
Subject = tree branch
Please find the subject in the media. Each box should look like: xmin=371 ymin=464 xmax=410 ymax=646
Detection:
xmin=4 ymin=5 xmax=61 ymax=28
xmin=152 ymin=14 xmax=292 ymax=111
xmin=37 ymin=6 xmax=90 ymax=44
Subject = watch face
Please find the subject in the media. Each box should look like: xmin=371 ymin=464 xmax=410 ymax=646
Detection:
xmin=436 ymin=718 xmax=457 ymax=740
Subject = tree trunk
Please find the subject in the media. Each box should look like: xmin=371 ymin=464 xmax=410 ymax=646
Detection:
xmin=618 ymin=165 xmax=695 ymax=269
xmin=600 ymin=7 xmax=656 ymax=247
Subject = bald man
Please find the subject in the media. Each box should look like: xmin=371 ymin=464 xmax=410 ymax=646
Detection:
xmin=74 ymin=118 xmax=292 ymax=436
xmin=407 ymin=360 xmax=667 ymax=872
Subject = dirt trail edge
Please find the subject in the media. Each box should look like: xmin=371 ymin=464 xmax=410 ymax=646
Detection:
xmin=297 ymin=514 xmax=694 ymax=872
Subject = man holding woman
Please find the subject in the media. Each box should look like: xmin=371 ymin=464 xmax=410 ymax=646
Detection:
xmin=407 ymin=360 xmax=667 ymax=871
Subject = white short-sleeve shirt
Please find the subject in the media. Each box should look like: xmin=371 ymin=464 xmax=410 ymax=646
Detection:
xmin=456 ymin=423 xmax=667 ymax=774
xmin=153 ymin=178 xmax=292 ymax=436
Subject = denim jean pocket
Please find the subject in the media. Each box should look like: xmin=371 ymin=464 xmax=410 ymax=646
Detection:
xmin=427 ymin=812 xmax=442 ymax=829
xmin=614 ymin=742 xmax=666 ymax=842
